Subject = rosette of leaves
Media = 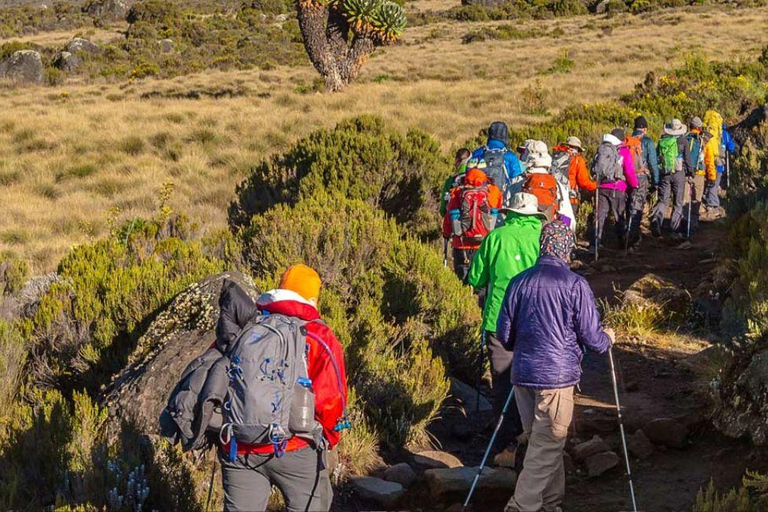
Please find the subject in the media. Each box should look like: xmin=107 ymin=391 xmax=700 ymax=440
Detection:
xmin=369 ymin=2 xmax=406 ymax=44
xmin=342 ymin=0 xmax=382 ymax=35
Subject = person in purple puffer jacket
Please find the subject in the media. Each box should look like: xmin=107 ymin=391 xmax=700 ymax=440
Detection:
xmin=592 ymin=128 xmax=639 ymax=253
xmin=498 ymin=220 xmax=614 ymax=512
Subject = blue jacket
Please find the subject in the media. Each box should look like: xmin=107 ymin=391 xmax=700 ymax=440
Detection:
xmin=634 ymin=130 xmax=659 ymax=184
xmin=496 ymin=255 xmax=611 ymax=389
xmin=718 ymin=125 xmax=736 ymax=173
xmin=472 ymin=139 xmax=524 ymax=180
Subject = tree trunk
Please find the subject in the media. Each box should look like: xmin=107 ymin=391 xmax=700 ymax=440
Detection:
xmin=297 ymin=3 xmax=378 ymax=92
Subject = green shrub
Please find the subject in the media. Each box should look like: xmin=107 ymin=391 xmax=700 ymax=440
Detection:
xmin=229 ymin=115 xmax=450 ymax=241
xmin=241 ymin=193 xmax=478 ymax=448
xmin=692 ymin=474 xmax=768 ymax=512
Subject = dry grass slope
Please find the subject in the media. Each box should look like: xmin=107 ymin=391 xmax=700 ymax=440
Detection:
xmin=1 ymin=5 xmax=768 ymax=270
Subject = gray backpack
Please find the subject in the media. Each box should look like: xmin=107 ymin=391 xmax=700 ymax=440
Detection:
xmin=592 ymin=142 xmax=624 ymax=183
xmin=482 ymin=147 xmax=510 ymax=192
xmin=221 ymin=313 xmax=322 ymax=458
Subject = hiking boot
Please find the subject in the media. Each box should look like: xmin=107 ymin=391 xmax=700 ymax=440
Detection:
xmin=651 ymin=223 xmax=661 ymax=237
xmin=493 ymin=446 xmax=517 ymax=468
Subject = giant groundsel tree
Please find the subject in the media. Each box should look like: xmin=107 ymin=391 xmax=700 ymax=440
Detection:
xmin=297 ymin=0 xmax=406 ymax=91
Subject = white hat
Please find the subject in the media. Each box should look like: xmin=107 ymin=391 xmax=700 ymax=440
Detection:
xmin=529 ymin=152 xmax=553 ymax=170
xmin=503 ymin=192 xmax=548 ymax=219
xmin=664 ymin=118 xmax=687 ymax=136
xmin=565 ymin=136 xmax=583 ymax=151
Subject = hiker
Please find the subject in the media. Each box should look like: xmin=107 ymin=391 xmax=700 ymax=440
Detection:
xmin=472 ymin=121 xmax=524 ymax=207
xmin=591 ymin=129 xmax=638 ymax=253
xmin=497 ymin=220 xmax=615 ymax=512
xmin=467 ymin=192 xmax=547 ymax=467
xmin=219 ymin=264 xmax=348 ymax=512
xmin=551 ymin=136 xmax=596 ymax=217
xmin=651 ymin=118 xmax=693 ymax=237
xmin=443 ymin=165 xmax=502 ymax=282
xmin=703 ymin=111 xmax=735 ymax=215
xmin=687 ymin=116 xmax=716 ymax=230
xmin=440 ymin=148 xmax=472 ymax=217
xmin=521 ymin=140 xmax=577 ymax=227
xmin=627 ymin=116 xmax=659 ymax=249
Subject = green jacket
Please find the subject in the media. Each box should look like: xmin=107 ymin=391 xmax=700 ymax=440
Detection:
xmin=467 ymin=213 xmax=542 ymax=332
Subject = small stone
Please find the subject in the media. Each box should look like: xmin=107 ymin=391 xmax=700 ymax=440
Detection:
xmin=644 ymin=418 xmax=688 ymax=449
xmin=383 ymin=463 xmax=417 ymax=488
xmin=350 ymin=476 xmax=404 ymax=508
xmin=676 ymin=240 xmax=693 ymax=250
xmin=572 ymin=435 xmax=611 ymax=462
xmin=157 ymin=39 xmax=174 ymax=53
xmin=627 ymin=429 xmax=654 ymax=460
xmin=585 ymin=451 xmax=619 ymax=478
xmin=413 ymin=450 xmax=463 ymax=469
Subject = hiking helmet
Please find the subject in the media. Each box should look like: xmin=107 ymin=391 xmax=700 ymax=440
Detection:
xmin=488 ymin=121 xmax=510 ymax=147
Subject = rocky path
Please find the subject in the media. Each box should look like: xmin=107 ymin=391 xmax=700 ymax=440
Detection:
xmin=339 ymin=216 xmax=768 ymax=511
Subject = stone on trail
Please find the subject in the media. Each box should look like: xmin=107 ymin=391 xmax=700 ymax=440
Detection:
xmin=0 ymin=50 xmax=44 ymax=85
xmin=627 ymin=429 xmax=655 ymax=459
xmin=585 ymin=451 xmax=620 ymax=478
xmin=572 ymin=435 xmax=611 ymax=462
xmin=383 ymin=462 xmax=417 ymax=488
xmin=622 ymin=273 xmax=691 ymax=319
xmin=413 ymin=450 xmax=464 ymax=469
xmin=644 ymin=418 xmax=689 ymax=448
xmin=350 ymin=476 xmax=405 ymax=508
xmin=450 ymin=378 xmax=493 ymax=412
xmin=424 ymin=466 xmax=516 ymax=500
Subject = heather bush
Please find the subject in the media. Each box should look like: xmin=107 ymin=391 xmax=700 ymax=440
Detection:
xmin=230 ymin=115 xmax=450 ymax=241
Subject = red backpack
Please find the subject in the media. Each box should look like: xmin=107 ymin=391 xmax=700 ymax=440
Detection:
xmin=452 ymin=184 xmax=494 ymax=242
xmin=523 ymin=173 xmax=559 ymax=221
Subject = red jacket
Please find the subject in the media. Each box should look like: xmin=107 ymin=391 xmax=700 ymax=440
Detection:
xmin=226 ymin=290 xmax=348 ymax=455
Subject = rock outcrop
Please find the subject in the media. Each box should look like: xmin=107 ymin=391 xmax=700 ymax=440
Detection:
xmin=0 ymin=50 xmax=44 ymax=85
xmin=66 ymin=38 xmax=101 ymax=54
xmin=54 ymin=51 xmax=82 ymax=72
xmin=84 ymin=0 xmax=131 ymax=20
xmin=101 ymin=271 xmax=259 ymax=436
xmin=715 ymin=347 xmax=768 ymax=446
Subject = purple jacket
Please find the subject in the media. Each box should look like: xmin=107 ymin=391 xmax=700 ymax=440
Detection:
xmin=496 ymin=255 xmax=611 ymax=389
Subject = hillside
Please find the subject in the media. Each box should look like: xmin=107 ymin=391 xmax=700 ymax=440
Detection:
xmin=1 ymin=1 xmax=768 ymax=511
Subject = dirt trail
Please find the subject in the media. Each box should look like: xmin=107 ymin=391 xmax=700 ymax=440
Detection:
xmin=424 ymin=217 xmax=768 ymax=512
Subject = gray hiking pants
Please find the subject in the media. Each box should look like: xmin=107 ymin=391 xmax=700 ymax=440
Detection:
xmin=705 ymin=173 xmax=722 ymax=208
xmin=651 ymin=171 xmax=686 ymax=233
xmin=595 ymin=187 xmax=626 ymax=244
xmin=486 ymin=331 xmax=523 ymax=452
xmin=220 ymin=447 xmax=332 ymax=512
xmin=627 ymin=174 xmax=650 ymax=243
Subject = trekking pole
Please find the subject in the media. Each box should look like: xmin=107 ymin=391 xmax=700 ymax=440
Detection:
xmin=205 ymin=450 xmax=217 ymax=512
xmin=686 ymin=177 xmax=693 ymax=239
xmin=463 ymin=386 xmax=515 ymax=511
xmin=624 ymin=203 xmax=632 ymax=252
xmin=475 ymin=331 xmax=485 ymax=413
xmin=443 ymin=238 xmax=448 ymax=268
xmin=608 ymin=347 xmax=639 ymax=512
xmin=594 ymin=181 xmax=600 ymax=262
xmin=725 ymin=152 xmax=730 ymax=189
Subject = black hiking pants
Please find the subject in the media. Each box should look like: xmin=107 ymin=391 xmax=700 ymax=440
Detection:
xmin=651 ymin=172 xmax=686 ymax=234
xmin=627 ymin=174 xmax=650 ymax=245
xmin=452 ymin=247 xmax=478 ymax=283
xmin=486 ymin=331 xmax=523 ymax=453
xmin=595 ymin=187 xmax=627 ymax=246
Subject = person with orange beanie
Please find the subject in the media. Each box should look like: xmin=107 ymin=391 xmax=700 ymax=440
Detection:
xmin=219 ymin=264 xmax=348 ymax=512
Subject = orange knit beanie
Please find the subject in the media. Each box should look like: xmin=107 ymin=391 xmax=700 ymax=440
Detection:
xmin=279 ymin=264 xmax=322 ymax=302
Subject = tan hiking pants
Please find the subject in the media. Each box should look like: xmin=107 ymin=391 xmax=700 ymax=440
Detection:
xmin=505 ymin=386 xmax=574 ymax=512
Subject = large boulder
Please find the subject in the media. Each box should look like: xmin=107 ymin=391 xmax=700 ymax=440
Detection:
xmin=0 ymin=50 xmax=44 ymax=85
xmin=53 ymin=51 xmax=82 ymax=72
xmin=643 ymin=418 xmax=689 ymax=449
xmin=84 ymin=0 xmax=131 ymax=20
xmin=412 ymin=450 xmax=464 ymax=469
xmin=66 ymin=38 xmax=101 ymax=54
xmin=715 ymin=347 xmax=768 ymax=446
xmin=449 ymin=378 xmax=492 ymax=413
xmin=101 ymin=271 xmax=259 ymax=436
xmin=350 ymin=476 xmax=405 ymax=508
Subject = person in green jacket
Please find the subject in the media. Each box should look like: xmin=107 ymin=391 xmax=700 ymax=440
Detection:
xmin=467 ymin=191 xmax=546 ymax=466
xmin=439 ymin=148 xmax=472 ymax=217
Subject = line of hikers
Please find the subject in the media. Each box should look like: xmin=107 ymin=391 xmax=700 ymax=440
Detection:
xmin=441 ymin=114 xmax=735 ymax=281
xmin=158 ymin=112 xmax=735 ymax=512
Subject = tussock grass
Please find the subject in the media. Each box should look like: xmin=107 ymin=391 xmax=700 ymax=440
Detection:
xmin=1 ymin=7 xmax=768 ymax=270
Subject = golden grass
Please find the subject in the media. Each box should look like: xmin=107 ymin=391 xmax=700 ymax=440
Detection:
xmin=1 ymin=6 xmax=768 ymax=271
